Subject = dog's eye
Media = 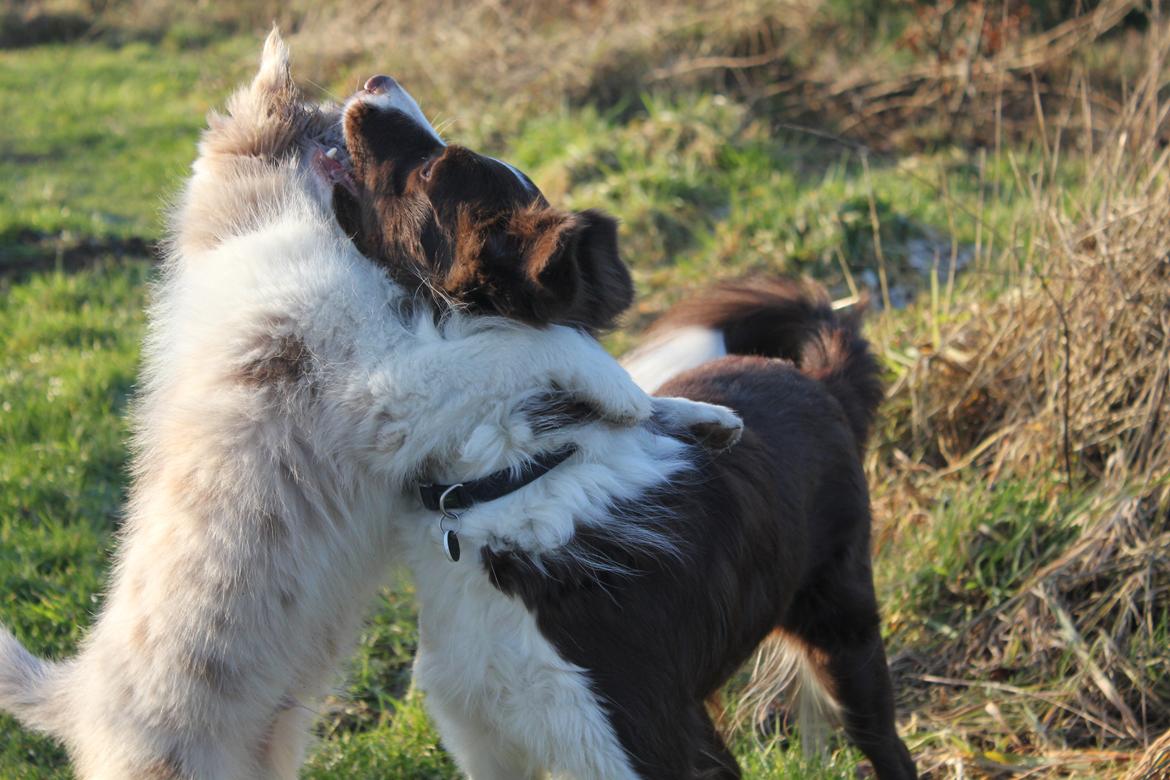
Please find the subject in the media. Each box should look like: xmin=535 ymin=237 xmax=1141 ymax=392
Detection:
xmin=419 ymin=157 xmax=438 ymax=182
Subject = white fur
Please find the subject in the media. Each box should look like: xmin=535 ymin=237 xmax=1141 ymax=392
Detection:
xmin=0 ymin=626 xmax=58 ymax=735
xmin=622 ymin=326 xmax=726 ymax=392
xmin=738 ymin=633 xmax=843 ymax=757
xmin=413 ymin=563 xmax=638 ymax=780
xmin=408 ymin=424 xmax=694 ymax=780
xmin=0 ymin=32 xmax=742 ymax=780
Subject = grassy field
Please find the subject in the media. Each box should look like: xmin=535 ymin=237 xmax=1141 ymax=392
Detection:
xmin=2 ymin=1 xmax=1168 ymax=777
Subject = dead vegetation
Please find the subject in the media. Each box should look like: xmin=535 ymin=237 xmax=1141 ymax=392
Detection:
xmin=890 ymin=36 xmax=1170 ymax=487
xmin=855 ymin=14 xmax=1170 ymax=776
xmin=4 ymin=0 xmax=1151 ymax=149
xmin=5 ymin=0 xmax=1168 ymax=776
xmin=282 ymin=0 xmax=1159 ymax=152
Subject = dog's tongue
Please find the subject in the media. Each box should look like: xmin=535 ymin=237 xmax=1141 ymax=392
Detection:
xmin=313 ymin=146 xmax=358 ymax=197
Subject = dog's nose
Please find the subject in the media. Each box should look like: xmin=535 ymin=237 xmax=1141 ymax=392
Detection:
xmin=364 ymin=75 xmax=398 ymax=95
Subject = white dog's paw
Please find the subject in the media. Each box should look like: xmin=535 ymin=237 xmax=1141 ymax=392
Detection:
xmin=558 ymin=361 xmax=653 ymax=428
xmin=652 ymin=396 xmax=743 ymax=451
xmin=540 ymin=328 xmax=653 ymax=427
xmin=584 ymin=372 xmax=654 ymax=427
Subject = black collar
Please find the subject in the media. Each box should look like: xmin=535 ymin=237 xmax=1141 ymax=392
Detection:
xmin=418 ymin=445 xmax=578 ymax=514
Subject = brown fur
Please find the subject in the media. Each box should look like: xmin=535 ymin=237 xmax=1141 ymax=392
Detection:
xmin=332 ymin=94 xmax=633 ymax=331
xmin=236 ymin=334 xmax=310 ymax=386
xmin=136 ymin=754 xmax=184 ymax=780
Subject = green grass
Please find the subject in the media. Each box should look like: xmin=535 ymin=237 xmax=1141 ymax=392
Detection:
xmin=878 ymin=480 xmax=1072 ymax=627
xmin=0 ymin=20 xmax=1147 ymax=779
xmin=0 ymin=38 xmax=254 ymax=262
xmin=503 ymin=94 xmax=1073 ymax=340
xmin=0 ymin=259 xmax=147 ymax=777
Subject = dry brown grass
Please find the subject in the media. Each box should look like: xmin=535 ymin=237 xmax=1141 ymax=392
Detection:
xmin=1126 ymin=726 xmax=1170 ymax=778
xmin=286 ymin=0 xmax=1151 ymax=150
xmin=854 ymin=15 xmax=1170 ymax=776
xmin=889 ymin=47 xmax=1170 ymax=488
xmin=7 ymin=0 xmax=1146 ymax=149
xmin=286 ymin=0 xmax=790 ymax=142
xmin=788 ymin=0 xmax=1145 ymax=149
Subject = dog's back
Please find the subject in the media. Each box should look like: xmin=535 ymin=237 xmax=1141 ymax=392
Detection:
xmin=649 ymin=277 xmax=881 ymax=444
xmin=627 ymin=277 xmax=882 ymax=448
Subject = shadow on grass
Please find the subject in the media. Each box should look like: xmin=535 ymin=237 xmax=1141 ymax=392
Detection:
xmin=0 ymin=229 xmax=156 ymax=279
xmin=0 ymin=10 xmax=89 ymax=49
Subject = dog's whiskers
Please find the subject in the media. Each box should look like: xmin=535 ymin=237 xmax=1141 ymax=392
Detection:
xmin=304 ymin=78 xmax=343 ymax=102
xmin=432 ymin=116 xmax=456 ymax=139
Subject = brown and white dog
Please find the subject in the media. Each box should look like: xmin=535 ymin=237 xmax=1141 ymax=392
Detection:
xmin=0 ymin=33 xmax=740 ymax=780
xmin=338 ymin=77 xmax=917 ymax=778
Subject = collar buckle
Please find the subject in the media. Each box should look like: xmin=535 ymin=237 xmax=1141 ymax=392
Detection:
xmin=415 ymin=445 xmax=579 ymax=565
xmin=437 ymin=483 xmax=464 ymax=519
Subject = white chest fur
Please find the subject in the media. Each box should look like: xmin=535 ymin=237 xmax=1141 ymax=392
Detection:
xmin=404 ymin=426 xmax=691 ymax=780
xmin=409 ymin=534 xmax=638 ymax=780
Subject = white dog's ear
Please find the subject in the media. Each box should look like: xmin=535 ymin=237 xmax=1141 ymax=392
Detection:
xmin=202 ymin=27 xmax=302 ymax=156
xmin=253 ymin=27 xmax=293 ymax=98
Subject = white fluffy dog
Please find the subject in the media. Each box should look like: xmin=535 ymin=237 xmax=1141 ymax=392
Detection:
xmin=0 ymin=32 xmax=738 ymax=779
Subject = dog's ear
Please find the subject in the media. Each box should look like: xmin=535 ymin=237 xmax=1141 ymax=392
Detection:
xmin=505 ymin=208 xmax=634 ymax=331
xmin=253 ymin=27 xmax=294 ymax=99
xmin=203 ymin=27 xmax=304 ymax=160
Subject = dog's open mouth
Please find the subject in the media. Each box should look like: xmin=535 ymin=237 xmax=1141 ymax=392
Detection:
xmin=312 ymin=141 xmax=357 ymax=198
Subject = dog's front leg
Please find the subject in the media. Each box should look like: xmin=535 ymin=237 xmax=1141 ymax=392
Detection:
xmin=422 ymin=688 xmax=543 ymax=780
xmin=428 ymin=323 xmax=656 ymax=428
xmin=351 ymin=323 xmax=653 ymax=481
xmin=535 ymin=326 xmax=654 ymax=427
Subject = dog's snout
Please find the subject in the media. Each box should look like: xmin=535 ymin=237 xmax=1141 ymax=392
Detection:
xmin=364 ymin=75 xmax=398 ymax=95
xmin=351 ymin=73 xmax=444 ymax=147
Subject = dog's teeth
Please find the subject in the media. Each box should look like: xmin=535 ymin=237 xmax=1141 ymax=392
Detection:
xmin=326 ymin=147 xmax=339 ymax=159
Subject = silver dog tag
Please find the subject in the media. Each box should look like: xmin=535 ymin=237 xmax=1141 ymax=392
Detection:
xmin=442 ymin=529 xmax=461 ymax=562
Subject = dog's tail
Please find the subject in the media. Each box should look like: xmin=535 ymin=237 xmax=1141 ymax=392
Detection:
xmin=625 ymin=277 xmax=883 ymax=448
xmin=0 ymin=624 xmax=68 ymax=737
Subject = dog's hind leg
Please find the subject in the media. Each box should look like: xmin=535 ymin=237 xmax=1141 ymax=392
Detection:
xmin=691 ymin=702 xmax=741 ymax=779
xmin=813 ymin=626 xmax=916 ymax=780
xmin=780 ymin=577 xmax=917 ymax=780
xmin=424 ymin=695 xmax=542 ymax=780
xmin=255 ymin=698 xmax=316 ymax=780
